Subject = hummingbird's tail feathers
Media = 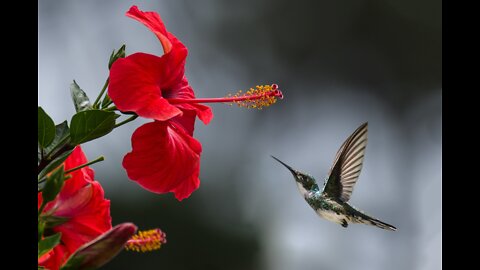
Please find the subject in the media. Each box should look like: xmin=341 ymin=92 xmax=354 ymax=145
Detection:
xmin=363 ymin=216 xmax=397 ymax=231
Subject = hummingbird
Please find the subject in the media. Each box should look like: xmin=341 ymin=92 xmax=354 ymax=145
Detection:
xmin=272 ymin=122 xmax=396 ymax=231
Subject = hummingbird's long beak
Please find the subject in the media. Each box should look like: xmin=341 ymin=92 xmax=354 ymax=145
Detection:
xmin=271 ymin=155 xmax=296 ymax=175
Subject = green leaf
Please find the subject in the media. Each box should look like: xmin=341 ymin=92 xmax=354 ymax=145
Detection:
xmin=38 ymin=149 xmax=74 ymax=181
xmin=38 ymin=122 xmax=74 ymax=180
xmin=38 ymin=220 xmax=45 ymax=243
xmin=70 ymin=110 xmax=118 ymax=145
xmin=71 ymin=80 xmax=92 ymax=112
xmin=41 ymin=215 xmax=70 ymax=229
xmin=38 ymin=232 xmax=62 ymax=258
xmin=38 ymin=107 xmax=56 ymax=148
xmin=42 ymin=166 xmax=66 ymax=203
xmin=44 ymin=121 xmax=71 ymax=157
xmin=108 ymin=44 xmax=126 ymax=69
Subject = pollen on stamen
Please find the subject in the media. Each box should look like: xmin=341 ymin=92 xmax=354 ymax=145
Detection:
xmin=125 ymin=228 xmax=167 ymax=252
xmin=225 ymin=84 xmax=283 ymax=110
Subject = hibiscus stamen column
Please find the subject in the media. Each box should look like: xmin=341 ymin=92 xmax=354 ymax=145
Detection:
xmin=167 ymin=84 xmax=284 ymax=110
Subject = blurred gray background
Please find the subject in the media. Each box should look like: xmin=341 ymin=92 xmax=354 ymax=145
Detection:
xmin=38 ymin=0 xmax=441 ymax=269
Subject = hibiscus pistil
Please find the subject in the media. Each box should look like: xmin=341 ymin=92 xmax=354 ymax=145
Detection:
xmin=167 ymin=84 xmax=283 ymax=109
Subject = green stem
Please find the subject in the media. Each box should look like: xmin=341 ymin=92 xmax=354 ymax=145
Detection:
xmin=93 ymin=78 xmax=110 ymax=108
xmin=38 ymin=156 xmax=104 ymax=185
xmin=102 ymin=99 xmax=114 ymax=108
xmin=114 ymin=115 xmax=138 ymax=129
xmin=64 ymin=156 xmax=105 ymax=174
xmin=105 ymin=105 xmax=117 ymax=112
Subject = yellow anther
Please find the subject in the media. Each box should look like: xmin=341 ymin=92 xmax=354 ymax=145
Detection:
xmin=223 ymin=84 xmax=282 ymax=110
xmin=125 ymin=228 xmax=167 ymax=252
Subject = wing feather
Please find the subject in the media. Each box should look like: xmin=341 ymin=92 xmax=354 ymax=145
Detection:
xmin=322 ymin=122 xmax=368 ymax=202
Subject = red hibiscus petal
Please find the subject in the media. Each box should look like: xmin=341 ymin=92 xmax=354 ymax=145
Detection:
xmin=39 ymin=245 xmax=68 ymax=270
xmin=171 ymin=110 xmax=196 ymax=136
xmin=53 ymin=184 xmax=93 ymax=217
xmin=171 ymin=168 xmax=200 ymax=201
xmin=109 ymin=52 xmax=189 ymax=121
xmin=126 ymin=5 xmax=182 ymax=54
xmin=184 ymin=103 xmax=213 ymax=125
xmin=122 ymin=121 xmax=202 ymax=201
xmin=55 ymin=181 xmax=111 ymax=252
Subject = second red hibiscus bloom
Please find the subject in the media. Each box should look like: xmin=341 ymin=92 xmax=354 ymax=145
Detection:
xmin=38 ymin=147 xmax=111 ymax=270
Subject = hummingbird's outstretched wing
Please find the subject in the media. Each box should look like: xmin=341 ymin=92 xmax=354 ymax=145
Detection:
xmin=322 ymin=122 xmax=368 ymax=202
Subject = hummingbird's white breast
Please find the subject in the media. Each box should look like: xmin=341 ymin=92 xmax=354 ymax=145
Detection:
xmin=316 ymin=209 xmax=348 ymax=225
xmin=296 ymin=181 xmax=347 ymax=225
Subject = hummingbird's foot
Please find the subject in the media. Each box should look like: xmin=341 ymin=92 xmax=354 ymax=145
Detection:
xmin=341 ymin=220 xmax=348 ymax=228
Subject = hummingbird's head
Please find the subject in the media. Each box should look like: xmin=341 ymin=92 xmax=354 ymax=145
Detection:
xmin=271 ymin=156 xmax=316 ymax=190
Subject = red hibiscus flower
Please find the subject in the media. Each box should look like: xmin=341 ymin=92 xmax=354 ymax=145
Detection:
xmin=109 ymin=6 xmax=283 ymax=201
xmin=38 ymin=146 xmax=112 ymax=270
xmin=109 ymin=5 xmax=213 ymax=126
